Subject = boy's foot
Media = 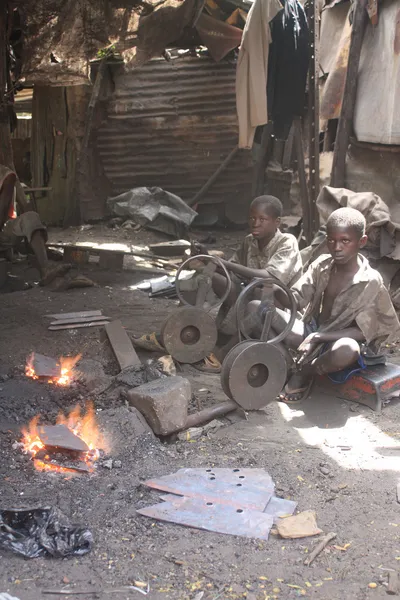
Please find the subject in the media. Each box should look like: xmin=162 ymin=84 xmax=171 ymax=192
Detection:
xmin=278 ymin=373 xmax=314 ymax=404
xmin=40 ymin=263 xmax=72 ymax=286
xmin=192 ymin=353 xmax=222 ymax=374
xmin=132 ymin=332 xmax=165 ymax=352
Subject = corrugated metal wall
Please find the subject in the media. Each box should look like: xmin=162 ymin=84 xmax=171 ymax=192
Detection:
xmin=97 ymin=56 xmax=253 ymax=222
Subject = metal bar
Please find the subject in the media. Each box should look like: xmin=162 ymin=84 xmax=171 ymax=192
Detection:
xmin=184 ymin=400 xmax=238 ymax=429
xmin=307 ymin=0 xmax=320 ymax=237
xmin=188 ymin=146 xmax=239 ymax=207
xmin=330 ymin=0 xmax=368 ymax=187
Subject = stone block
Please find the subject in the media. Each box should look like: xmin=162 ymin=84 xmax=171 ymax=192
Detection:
xmin=127 ymin=376 xmax=190 ymax=436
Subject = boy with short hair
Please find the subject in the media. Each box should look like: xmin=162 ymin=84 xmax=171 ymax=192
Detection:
xmin=262 ymin=206 xmax=400 ymax=402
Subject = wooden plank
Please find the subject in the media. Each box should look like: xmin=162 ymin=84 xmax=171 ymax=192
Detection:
xmin=105 ymin=320 xmax=141 ymax=371
xmin=330 ymin=0 xmax=368 ymax=187
xmin=49 ymin=321 xmax=110 ymax=331
xmin=47 ymin=310 xmax=103 ymax=320
xmin=50 ymin=315 xmax=110 ymax=326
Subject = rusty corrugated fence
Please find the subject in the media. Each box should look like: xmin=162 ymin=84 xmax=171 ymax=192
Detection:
xmin=97 ymin=56 xmax=253 ymax=222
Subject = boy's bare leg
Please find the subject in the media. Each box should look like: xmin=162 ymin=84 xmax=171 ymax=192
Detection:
xmin=29 ymin=230 xmax=71 ymax=285
xmin=283 ymin=337 xmax=361 ymax=402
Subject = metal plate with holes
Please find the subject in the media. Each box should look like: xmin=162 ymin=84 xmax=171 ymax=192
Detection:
xmin=221 ymin=341 xmax=287 ymax=409
xmin=137 ymin=496 xmax=274 ymax=540
xmin=160 ymin=306 xmax=217 ymax=363
xmin=143 ymin=468 xmax=275 ymax=511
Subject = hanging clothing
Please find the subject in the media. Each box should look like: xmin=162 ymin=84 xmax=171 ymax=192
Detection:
xmin=267 ymin=0 xmax=310 ymax=140
xmin=236 ymin=0 xmax=282 ymax=149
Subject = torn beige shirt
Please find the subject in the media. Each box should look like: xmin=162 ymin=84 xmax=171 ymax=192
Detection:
xmin=291 ymin=253 xmax=400 ymax=351
xmin=236 ymin=0 xmax=282 ymax=149
xmin=231 ymin=230 xmax=302 ymax=286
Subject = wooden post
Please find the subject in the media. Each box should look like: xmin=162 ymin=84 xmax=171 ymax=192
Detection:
xmin=307 ymin=0 xmax=320 ymax=236
xmin=0 ymin=3 xmax=28 ymax=213
xmin=293 ymin=117 xmax=312 ymax=244
xmin=330 ymin=0 xmax=368 ymax=187
xmin=66 ymin=60 xmax=107 ymax=226
xmin=252 ymin=122 xmax=273 ymax=197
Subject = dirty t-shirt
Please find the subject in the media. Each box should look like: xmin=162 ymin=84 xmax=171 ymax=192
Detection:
xmin=291 ymin=253 xmax=400 ymax=351
xmin=231 ymin=229 xmax=303 ymax=286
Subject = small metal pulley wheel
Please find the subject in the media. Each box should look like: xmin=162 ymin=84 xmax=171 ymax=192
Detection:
xmin=235 ymin=277 xmax=297 ymax=345
xmin=220 ymin=341 xmax=287 ymax=409
xmin=175 ymin=254 xmax=232 ymax=310
xmin=160 ymin=306 xmax=218 ymax=364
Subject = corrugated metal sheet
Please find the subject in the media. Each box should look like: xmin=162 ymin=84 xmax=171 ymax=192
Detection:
xmin=11 ymin=118 xmax=32 ymax=140
xmin=14 ymin=88 xmax=33 ymax=114
xmin=97 ymin=56 xmax=253 ymax=220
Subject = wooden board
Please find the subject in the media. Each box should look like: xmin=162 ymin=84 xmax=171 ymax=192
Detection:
xmin=47 ymin=310 xmax=103 ymax=320
xmin=50 ymin=315 xmax=110 ymax=326
xmin=105 ymin=320 xmax=141 ymax=371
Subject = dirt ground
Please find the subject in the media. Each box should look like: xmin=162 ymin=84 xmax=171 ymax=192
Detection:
xmin=1 ymin=225 xmax=400 ymax=600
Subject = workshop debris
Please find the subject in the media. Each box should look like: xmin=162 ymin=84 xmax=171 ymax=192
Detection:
xmin=42 ymin=582 xmax=150 ymax=596
xmin=138 ymin=468 xmax=297 ymax=540
xmin=107 ymin=187 xmax=197 ymax=237
xmin=304 ymin=531 xmax=337 ymax=566
xmin=149 ymin=240 xmax=191 ymax=257
xmin=388 ymin=571 xmax=399 ymax=595
xmin=0 ymin=506 xmax=93 ymax=558
xmin=276 ymin=510 xmax=322 ymax=539
xmin=26 ymin=353 xmax=81 ymax=386
xmin=46 ymin=310 xmax=103 ymax=320
xmin=48 ymin=310 xmax=110 ymax=331
xmin=128 ymin=377 xmax=191 ymax=436
xmin=21 ymin=402 xmax=106 ymax=473
xmin=177 ymin=419 xmax=224 ymax=441
xmin=105 ymin=320 xmax=141 ymax=371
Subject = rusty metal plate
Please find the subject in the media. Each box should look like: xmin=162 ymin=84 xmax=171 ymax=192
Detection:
xmin=143 ymin=468 xmax=275 ymax=511
xmin=221 ymin=342 xmax=287 ymax=409
xmin=38 ymin=424 xmax=89 ymax=453
xmin=31 ymin=354 xmax=61 ymax=378
xmin=137 ymin=495 xmax=274 ymax=540
xmin=160 ymin=307 xmax=217 ymax=363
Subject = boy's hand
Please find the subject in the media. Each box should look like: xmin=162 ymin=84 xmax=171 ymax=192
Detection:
xmin=297 ymin=333 xmax=320 ymax=366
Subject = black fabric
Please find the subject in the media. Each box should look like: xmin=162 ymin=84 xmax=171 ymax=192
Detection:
xmin=267 ymin=0 xmax=310 ymax=140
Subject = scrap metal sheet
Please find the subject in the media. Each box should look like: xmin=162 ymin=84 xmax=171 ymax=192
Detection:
xmin=144 ymin=468 xmax=275 ymax=511
xmin=137 ymin=496 xmax=274 ymax=540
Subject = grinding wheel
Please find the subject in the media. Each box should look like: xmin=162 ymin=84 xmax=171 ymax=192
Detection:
xmin=160 ymin=306 xmax=217 ymax=364
xmin=220 ymin=341 xmax=287 ymax=409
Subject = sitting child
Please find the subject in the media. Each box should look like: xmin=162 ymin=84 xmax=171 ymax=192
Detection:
xmin=133 ymin=194 xmax=302 ymax=371
xmin=253 ymin=206 xmax=400 ymax=402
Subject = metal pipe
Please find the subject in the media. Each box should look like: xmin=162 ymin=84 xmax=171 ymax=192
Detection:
xmin=184 ymin=400 xmax=238 ymax=429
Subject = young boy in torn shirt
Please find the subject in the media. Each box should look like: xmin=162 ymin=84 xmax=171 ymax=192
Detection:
xmin=211 ymin=195 xmax=302 ymax=348
xmin=253 ymin=206 xmax=400 ymax=402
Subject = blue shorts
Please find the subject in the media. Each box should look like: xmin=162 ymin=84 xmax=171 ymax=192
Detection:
xmin=306 ymin=319 xmax=367 ymax=385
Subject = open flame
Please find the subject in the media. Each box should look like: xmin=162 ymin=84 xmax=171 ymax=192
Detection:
xmin=21 ymin=402 xmax=107 ymax=473
xmin=25 ymin=353 xmax=81 ymax=386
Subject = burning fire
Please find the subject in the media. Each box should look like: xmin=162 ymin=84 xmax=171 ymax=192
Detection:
xmin=25 ymin=353 xmax=81 ymax=386
xmin=21 ymin=403 xmax=108 ymax=473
